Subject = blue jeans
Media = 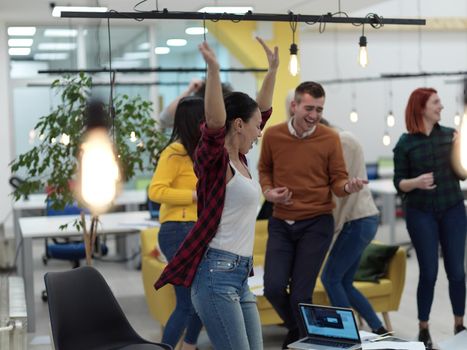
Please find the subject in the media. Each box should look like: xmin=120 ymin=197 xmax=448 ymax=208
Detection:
xmin=406 ymin=201 xmax=466 ymax=321
xmin=321 ymin=215 xmax=383 ymax=330
xmin=191 ymin=248 xmax=262 ymax=350
xmin=264 ymin=215 xmax=334 ymax=337
xmin=158 ymin=221 xmax=202 ymax=346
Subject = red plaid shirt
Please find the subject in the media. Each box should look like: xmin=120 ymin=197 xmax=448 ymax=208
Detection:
xmin=154 ymin=108 xmax=272 ymax=289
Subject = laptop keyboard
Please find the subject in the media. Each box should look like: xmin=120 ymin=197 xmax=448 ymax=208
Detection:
xmin=303 ymin=338 xmax=354 ymax=348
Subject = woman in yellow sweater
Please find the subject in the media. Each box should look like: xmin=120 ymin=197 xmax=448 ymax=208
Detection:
xmin=149 ymin=96 xmax=204 ymax=350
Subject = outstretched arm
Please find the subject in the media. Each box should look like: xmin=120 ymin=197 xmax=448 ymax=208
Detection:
xmin=198 ymin=42 xmax=225 ymax=129
xmin=158 ymin=78 xmax=203 ymax=127
xmin=255 ymin=37 xmax=279 ymax=112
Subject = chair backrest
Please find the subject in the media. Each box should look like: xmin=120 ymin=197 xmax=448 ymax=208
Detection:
xmin=44 ymin=266 xmax=143 ymax=350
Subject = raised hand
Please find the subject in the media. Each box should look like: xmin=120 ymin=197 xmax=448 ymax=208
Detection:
xmin=256 ymin=36 xmax=279 ymax=71
xmin=198 ymin=41 xmax=219 ymax=70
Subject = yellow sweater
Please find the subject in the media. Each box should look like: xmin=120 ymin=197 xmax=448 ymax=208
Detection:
xmin=148 ymin=142 xmax=197 ymax=223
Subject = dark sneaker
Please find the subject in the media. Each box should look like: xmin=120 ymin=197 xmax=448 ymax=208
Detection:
xmin=418 ymin=328 xmax=433 ymax=349
xmin=282 ymin=327 xmax=300 ymax=350
xmin=455 ymin=324 xmax=466 ymax=334
xmin=373 ymin=326 xmax=389 ymax=335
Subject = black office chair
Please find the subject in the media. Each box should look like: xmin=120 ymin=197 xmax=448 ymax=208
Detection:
xmin=44 ymin=266 xmax=172 ymax=350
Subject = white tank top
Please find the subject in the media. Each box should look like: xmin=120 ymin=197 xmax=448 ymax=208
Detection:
xmin=209 ymin=161 xmax=261 ymax=257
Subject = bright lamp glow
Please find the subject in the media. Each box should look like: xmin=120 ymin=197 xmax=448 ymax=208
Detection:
xmin=382 ymin=132 xmax=391 ymax=146
xmin=78 ymin=129 xmax=120 ymax=215
xmin=185 ymin=27 xmax=208 ymax=35
xmin=8 ymin=27 xmax=36 ymax=36
xmin=166 ymin=39 xmax=187 ymax=47
xmin=358 ymin=35 xmax=368 ymax=68
xmin=349 ymin=110 xmax=359 ymax=123
xmin=52 ymin=6 xmax=108 ymax=18
xmin=288 ymin=43 xmax=299 ymax=77
xmin=34 ymin=53 xmax=69 ymax=61
xmin=454 ymin=112 xmax=461 ymax=126
xmin=198 ymin=6 xmax=253 ymax=14
xmin=386 ymin=112 xmax=395 ymax=127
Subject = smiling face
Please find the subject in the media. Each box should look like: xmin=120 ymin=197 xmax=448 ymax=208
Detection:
xmin=291 ymin=93 xmax=325 ymax=136
xmin=422 ymin=93 xmax=443 ymax=126
xmin=235 ymin=107 xmax=262 ymax=155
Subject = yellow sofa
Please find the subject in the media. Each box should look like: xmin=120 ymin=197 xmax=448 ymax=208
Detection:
xmin=141 ymin=220 xmax=406 ymax=331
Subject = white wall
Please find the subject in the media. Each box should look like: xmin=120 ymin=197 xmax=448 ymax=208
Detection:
xmin=298 ymin=0 xmax=467 ymax=162
xmin=0 ymin=22 xmax=14 ymax=224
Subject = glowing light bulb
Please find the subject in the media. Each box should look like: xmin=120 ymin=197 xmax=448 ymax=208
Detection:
xmin=358 ymin=35 xmax=368 ymax=68
xmin=130 ymin=131 xmax=137 ymax=142
xmin=288 ymin=43 xmax=300 ymax=77
xmin=78 ymin=128 xmax=121 ymax=215
xmin=386 ymin=111 xmax=395 ymax=127
xmin=382 ymin=132 xmax=391 ymax=146
xmin=454 ymin=112 xmax=461 ymax=126
xmin=349 ymin=109 xmax=358 ymax=123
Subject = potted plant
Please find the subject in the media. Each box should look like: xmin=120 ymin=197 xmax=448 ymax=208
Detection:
xmin=10 ymin=73 xmax=167 ymax=231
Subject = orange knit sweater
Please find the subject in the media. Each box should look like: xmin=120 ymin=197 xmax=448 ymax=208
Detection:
xmin=258 ymin=122 xmax=349 ymax=221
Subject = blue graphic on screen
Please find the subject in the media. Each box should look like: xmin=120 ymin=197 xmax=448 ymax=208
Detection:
xmin=300 ymin=306 xmax=359 ymax=341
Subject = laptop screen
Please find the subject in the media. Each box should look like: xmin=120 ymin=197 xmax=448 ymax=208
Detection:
xmin=299 ymin=304 xmax=360 ymax=342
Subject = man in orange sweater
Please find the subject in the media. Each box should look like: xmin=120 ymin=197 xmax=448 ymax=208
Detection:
xmin=258 ymin=81 xmax=367 ymax=349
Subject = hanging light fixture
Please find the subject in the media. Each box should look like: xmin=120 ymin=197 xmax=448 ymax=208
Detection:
xmin=358 ymin=25 xmax=368 ymax=68
xmin=386 ymin=111 xmax=395 ymax=127
xmin=75 ymin=100 xmax=121 ymax=216
xmin=349 ymin=109 xmax=359 ymax=123
xmin=288 ymin=16 xmax=300 ymax=76
xmin=382 ymin=131 xmax=391 ymax=146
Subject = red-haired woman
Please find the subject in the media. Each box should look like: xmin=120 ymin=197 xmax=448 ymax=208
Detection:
xmin=393 ymin=87 xmax=466 ymax=348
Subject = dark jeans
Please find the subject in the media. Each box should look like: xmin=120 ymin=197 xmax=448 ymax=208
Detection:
xmin=321 ymin=215 xmax=382 ymax=330
xmin=406 ymin=201 xmax=466 ymax=321
xmin=158 ymin=221 xmax=203 ymax=346
xmin=264 ymin=215 xmax=334 ymax=337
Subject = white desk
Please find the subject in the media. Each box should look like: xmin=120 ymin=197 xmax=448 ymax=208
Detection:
xmin=19 ymin=210 xmax=158 ymax=332
xmin=12 ymin=189 xmax=147 ymax=278
xmin=13 ymin=189 xmax=146 ymax=212
xmin=368 ymin=179 xmax=467 ymax=245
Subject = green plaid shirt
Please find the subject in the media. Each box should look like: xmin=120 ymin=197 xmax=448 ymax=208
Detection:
xmin=393 ymin=124 xmax=463 ymax=212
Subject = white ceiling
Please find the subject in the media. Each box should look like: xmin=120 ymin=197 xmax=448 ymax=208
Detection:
xmin=0 ymin=0 xmax=387 ymax=24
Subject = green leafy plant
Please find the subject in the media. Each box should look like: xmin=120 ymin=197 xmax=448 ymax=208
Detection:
xmin=10 ymin=73 xmax=167 ymax=217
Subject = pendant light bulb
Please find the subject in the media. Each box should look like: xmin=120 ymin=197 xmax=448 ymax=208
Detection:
xmin=382 ymin=132 xmax=391 ymax=146
xmin=358 ymin=35 xmax=368 ymax=68
xmin=386 ymin=111 xmax=395 ymax=127
xmin=288 ymin=43 xmax=300 ymax=77
xmin=349 ymin=109 xmax=358 ymax=123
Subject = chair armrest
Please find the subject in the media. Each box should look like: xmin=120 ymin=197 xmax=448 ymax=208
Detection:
xmin=385 ymin=246 xmax=406 ymax=310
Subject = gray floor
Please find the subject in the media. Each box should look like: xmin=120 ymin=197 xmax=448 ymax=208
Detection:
xmin=23 ymin=220 xmax=463 ymax=349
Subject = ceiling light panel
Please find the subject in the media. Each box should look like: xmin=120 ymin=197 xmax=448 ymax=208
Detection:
xmin=34 ymin=53 xmax=69 ymax=60
xmin=198 ymin=6 xmax=253 ymax=14
xmin=7 ymin=27 xmax=36 ymax=36
xmin=8 ymin=39 xmax=33 ymax=47
xmin=185 ymin=27 xmax=208 ymax=35
xmin=8 ymin=48 xmax=31 ymax=56
xmin=154 ymin=47 xmax=170 ymax=55
xmin=38 ymin=43 xmax=77 ymax=51
xmin=52 ymin=6 xmax=108 ymax=18
xmin=44 ymin=29 xmax=78 ymax=37
xmin=166 ymin=39 xmax=187 ymax=47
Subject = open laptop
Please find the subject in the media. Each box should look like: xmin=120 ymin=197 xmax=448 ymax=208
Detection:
xmin=287 ymin=304 xmax=362 ymax=350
